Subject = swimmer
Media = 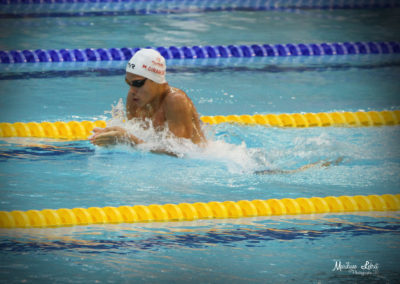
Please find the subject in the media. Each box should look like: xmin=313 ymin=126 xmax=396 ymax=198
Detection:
xmin=90 ymin=49 xmax=206 ymax=149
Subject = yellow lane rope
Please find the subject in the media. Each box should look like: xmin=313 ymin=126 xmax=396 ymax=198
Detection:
xmin=201 ymin=110 xmax=400 ymax=127
xmin=0 ymin=110 xmax=399 ymax=140
xmin=1 ymin=194 xmax=399 ymax=228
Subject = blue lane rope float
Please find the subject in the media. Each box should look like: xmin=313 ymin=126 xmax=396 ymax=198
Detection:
xmin=1 ymin=41 xmax=399 ymax=64
xmin=1 ymin=0 xmax=399 ymax=9
xmin=3 ymin=6 xmax=400 ymax=19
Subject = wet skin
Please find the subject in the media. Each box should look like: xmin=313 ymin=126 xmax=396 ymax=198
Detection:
xmin=90 ymin=73 xmax=206 ymax=149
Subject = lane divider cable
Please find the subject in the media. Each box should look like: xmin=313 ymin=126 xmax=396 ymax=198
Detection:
xmin=1 ymin=41 xmax=399 ymax=64
xmin=1 ymin=194 xmax=399 ymax=228
xmin=1 ymin=110 xmax=399 ymax=140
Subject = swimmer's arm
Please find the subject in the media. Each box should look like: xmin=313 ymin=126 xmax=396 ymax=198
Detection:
xmin=90 ymin=127 xmax=177 ymax=156
xmin=89 ymin=126 xmax=143 ymax=146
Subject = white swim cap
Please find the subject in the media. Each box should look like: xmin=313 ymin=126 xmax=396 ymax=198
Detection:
xmin=126 ymin=49 xmax=167 ymax=84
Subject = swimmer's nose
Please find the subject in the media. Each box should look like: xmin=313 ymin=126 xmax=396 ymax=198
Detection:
xmin=128 ymin=88 xmax=136 ymax=97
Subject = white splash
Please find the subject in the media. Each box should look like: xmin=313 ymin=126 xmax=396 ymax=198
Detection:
xmin=99 ymin=98 xmax=265 ymax=173
xmin=105 ymin=98 xmax=126 ymax=125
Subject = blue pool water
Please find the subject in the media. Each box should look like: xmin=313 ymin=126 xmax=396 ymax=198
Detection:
xmin=1 ymin=8 xmax=400 ymax=50
xmin=1 ymin=4 xmax=400 ymax=283
xmin=1 ymin=55 xmax=400 ymax=122
xmin=1 ymin=125 xmax=400 ymax=211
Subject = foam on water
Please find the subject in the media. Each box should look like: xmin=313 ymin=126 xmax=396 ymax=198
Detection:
xmin=92 ymin=100 xmax=400 ymax=178
xmin=99 ymin=99 xmax=268 ymax=173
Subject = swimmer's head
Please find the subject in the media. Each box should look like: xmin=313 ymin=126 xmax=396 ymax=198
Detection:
xmin=126 ymin=49 xmax=167 ymax=84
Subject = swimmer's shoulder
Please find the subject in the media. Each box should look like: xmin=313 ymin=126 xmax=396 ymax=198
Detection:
xmin=166 ymin=86 xmax=186 ymax=98
xmin=164 ymin=87 xmax=193 ymax=108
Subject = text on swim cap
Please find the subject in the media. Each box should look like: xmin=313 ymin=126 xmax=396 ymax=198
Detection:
xmin=148 ymin=66 xmax=165 ymax=75
xmin=127 ymin=62 xmax=135 ymax=69
xmin=142 ymin=64 xmax=165 ymax=75
xmin=152 ymin=57 xmax=164 ymax=67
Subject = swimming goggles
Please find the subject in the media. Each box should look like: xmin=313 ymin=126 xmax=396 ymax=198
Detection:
xmin=127 ymin=78 xmax=147 ymax=88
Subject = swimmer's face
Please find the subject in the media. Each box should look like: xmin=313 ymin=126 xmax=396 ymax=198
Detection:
xmin=125 ymin=72 xmax=156 ymax=107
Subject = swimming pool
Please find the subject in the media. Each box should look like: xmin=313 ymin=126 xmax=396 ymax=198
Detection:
xmin=1 ymin=2 xmax=400 ymax=283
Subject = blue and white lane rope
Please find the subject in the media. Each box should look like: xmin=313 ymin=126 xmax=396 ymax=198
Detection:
xmin=1 ymin=41 xmax=399 ymax=64
xmin=1 ymin=0 xmax=399 ymax=8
